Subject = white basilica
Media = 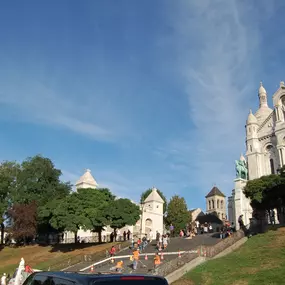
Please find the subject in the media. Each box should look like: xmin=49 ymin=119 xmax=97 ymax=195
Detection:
xmin=65 ymin=169 xmax=164 ymax=242
xmin=228 ymin=81 xmax=285 ymax=228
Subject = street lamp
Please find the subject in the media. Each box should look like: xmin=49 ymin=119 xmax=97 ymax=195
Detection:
xmin=139 ymin=203 xmax=146 ymax=238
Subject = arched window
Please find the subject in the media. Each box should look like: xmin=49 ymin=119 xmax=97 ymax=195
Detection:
xmin=220 ymin=200 xmax=223 ymax=209
xmin=217 ymin=200 xmax=220 ymax=209
xmin=250 ymin=145 xmax=252 ymax=152
xmin=266 ymin=145 xmax=275 ymax=174
xmin=212 ymin=200 xmax=214 ymax=209
xmin=208 ymin=200 xmax=211 ymax=210
xmin=270 ymin=158 xmax=275 ymax=174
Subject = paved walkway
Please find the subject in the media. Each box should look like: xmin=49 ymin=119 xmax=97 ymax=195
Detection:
xmin=79 ymin=234 xmax=220 ymax=274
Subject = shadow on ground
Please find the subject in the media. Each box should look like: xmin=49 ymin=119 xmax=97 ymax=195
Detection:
xmin=47 ymin=242 xmax=104 ymax=253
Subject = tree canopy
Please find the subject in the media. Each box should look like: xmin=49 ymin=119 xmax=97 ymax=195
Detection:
xmin=140 ymin=188 xmax=168 ymax=213
xmin=107 ymin=198 xmax=141 ymax=230
xmin=50 ymin=193 xmax=89 ymax=243
xmin=243 ymin=166 xmax=285 ymax=211
xmin=8 ymin=202 xmax=37 ymax=244
xmin=165 ymin=195 xmax=190 ymax=234
xmin=77 ymin=188 xmax=115 ymax=242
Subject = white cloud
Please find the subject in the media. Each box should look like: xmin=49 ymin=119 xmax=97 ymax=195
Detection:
xmin=0 ymin=69 xmax=131 ymax=142
xmin=156 ymin=1 xmax=276 ymax=196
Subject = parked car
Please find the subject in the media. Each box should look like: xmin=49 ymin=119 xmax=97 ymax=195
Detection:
xmin=23 ymin=272 xmax=168 ymax=285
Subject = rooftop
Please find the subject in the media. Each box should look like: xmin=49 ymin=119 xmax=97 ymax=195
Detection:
xmin=205 ymin=186 xmax=226 ymax=198
xmin=75 ymin=169 xmax=98 ymax=188
xmin=196 ymin=213 xmax=223 ymax=224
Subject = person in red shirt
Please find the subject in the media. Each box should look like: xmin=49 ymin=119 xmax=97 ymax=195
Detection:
xmin=109 ymin=246 xmax=116 ymax=257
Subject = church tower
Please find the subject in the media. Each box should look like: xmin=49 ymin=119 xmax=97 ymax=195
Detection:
xmin=141 ymin=187 xmax=164 ymax=236
xmin=75 ymin=169 xmax=98 ymax=190
xmin=246 ymin=109 xmax=261 ymax=179
xmin=205 ymin=186 xmax=226 ymax=220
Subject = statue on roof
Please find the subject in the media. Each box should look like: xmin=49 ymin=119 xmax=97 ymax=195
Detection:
xmin=235 ymin=154 xmax=248 ymax=180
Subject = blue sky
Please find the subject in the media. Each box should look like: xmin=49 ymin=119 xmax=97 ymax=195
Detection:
xmin=0 ymin=0 xmax=285 ymax=210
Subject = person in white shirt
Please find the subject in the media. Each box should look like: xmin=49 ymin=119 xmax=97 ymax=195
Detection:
xmin=149 ymin=230 xmax=154 ymax=243
xmin=1 ymin=273 xmax=6 ymax=285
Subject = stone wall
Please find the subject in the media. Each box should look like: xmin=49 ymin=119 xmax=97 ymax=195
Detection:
xmin=203 ymin=230 xmax=245 ymax=258
xmin=156 ymin=252 xmax=199 ymax=276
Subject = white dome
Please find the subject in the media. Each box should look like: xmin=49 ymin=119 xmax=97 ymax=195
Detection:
xmin=258 ymin=82 xmax=266 ymax=94
xmin=255 ymin=107 xmax=273 ymax=123
xmin=247 ymin=109 xmax=258 ymax=125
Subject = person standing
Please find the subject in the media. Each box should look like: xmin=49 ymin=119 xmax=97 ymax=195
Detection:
xmin=132 ymin=248 xmax=139 ymax=270
xmin=238 ymin=215 xmax=244 ymax=229
xmin=149 ymin=229 xmax=154 ymax=243
xmin=1 ymin=274 xmax=6 ymax=285
xmin=127 ymin=230 xmax=131 ymax=240
xmin=169 ymin=224 xmax=174 ymax=237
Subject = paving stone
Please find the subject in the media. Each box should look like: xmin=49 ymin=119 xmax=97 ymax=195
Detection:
xmin=79 ymin=234 xmax=220 ymax=275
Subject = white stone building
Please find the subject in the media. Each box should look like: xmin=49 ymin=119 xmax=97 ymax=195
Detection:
xmin=228 ymin=82 xmax=285 ymax=227
xmin=65 ymin=169 xmax=164 ymax=242
xmin=140 ymin=188 xmax=164 ymax=236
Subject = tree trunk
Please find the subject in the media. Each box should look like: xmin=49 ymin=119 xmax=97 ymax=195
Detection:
xmin=74 ymin=231 xmax=78 ymax=243
xmin=0 ymin=223 xmax=4 ymax=245
xmin=98 ymin=228 xmax=102 ymax=243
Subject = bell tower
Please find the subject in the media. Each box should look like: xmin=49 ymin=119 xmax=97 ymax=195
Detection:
xmin=205 ymin=186 xmax=226 ymax=220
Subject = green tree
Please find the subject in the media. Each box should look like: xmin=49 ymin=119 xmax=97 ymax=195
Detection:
xmin=107 ymin=198 xmax=141 ymax=230
xmin=243 ymin=174 xmax=283 ymax=211
xmin=140 ymin=188 xmax=168 ymax=213
xmin=165 ymin=195 xmax=189 ymax=235
xmin=15 ymin=155 xmax=72 ymax=234
xmin=15 ymin=155 xmax=71 ymax=205
xmin=50 ymin=193 xmax=87 ymax=243
xmin=77 ymin=188 xmax=115 ymax=242
xmin=0 ymin=161 xmax=20 ymax=244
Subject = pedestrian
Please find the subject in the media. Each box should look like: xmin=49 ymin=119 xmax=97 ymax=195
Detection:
xmin=169 ymin=224 xmax=174 ymax=237
xmin=1 ymin=274 xmax=6 ymax=285
xmin=132 ymin=248 xmax=139 ymax=270
xmin=153 ymin=252 xmax=161 ymax=270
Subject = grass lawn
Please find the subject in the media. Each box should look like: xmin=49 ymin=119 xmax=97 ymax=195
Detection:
xmin=0 ymin=241 xmax=128 ymax=275
xmin=174 ymin=226 xmax=285 ymax=285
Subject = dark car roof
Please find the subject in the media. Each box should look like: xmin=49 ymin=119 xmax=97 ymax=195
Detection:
xmin=31 ymin=272 xmax=167 ymax=283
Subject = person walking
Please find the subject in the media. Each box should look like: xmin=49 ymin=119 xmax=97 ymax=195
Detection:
xmin=1 ymin=274 xmax=6 ymax=285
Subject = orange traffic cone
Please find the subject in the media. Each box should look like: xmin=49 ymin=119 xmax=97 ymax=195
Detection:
xmin=161 ymin=253 xmax=164 ymax=260
xmin=145 ymin=254 xmax=148 ymax=260
xmin=178 ymin=251 xmax=181 ymax=258
xmin=90 ymin=265 xmax=94 ymax=272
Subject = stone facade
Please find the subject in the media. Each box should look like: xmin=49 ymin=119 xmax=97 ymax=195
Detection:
xmin=228 ymin=82 xmax=285 ymax=227
xmin=205 ymin=186 xmax=226 ymax=220
xmin=246 ymin=82 xmax=285 ymax=179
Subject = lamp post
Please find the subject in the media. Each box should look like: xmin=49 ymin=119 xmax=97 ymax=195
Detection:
xmin=139 ymin=203 xmax=145 ymax=238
